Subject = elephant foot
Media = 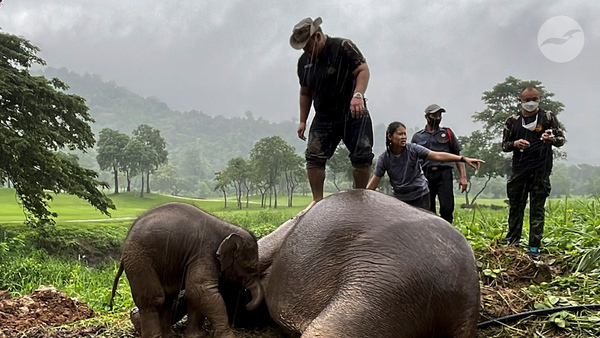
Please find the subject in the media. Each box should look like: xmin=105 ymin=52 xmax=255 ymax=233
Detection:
xmin=185 ymin=323 xmax=212 ymax=338
xmin=210 ymin=329 xmax=236 ymax=338
xmin=185 ymin=329 xmax=209 ymax=338
xmin=130 ymin=307 xmax=141 ymax=333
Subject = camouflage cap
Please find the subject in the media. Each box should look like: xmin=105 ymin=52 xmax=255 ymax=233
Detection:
xmin=289 ymin=17 xmax=323 ymax=50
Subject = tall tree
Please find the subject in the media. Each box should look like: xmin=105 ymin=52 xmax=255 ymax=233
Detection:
xmin=214 ymin=171 xmax=230 ymax=208
xmin=132 ymin=124 xmax=168 ymax=194
xmin=224 ymin=157 xmax=248 ymax=210
xmin=0 ymin=31 xmax=114 ymax=223
xmin=122 ymin=138 xmax=154 ymax=197
xmin=283 ymin=154 xmax=305 ymax=207
xmin=120 ymin=146 xmax=136 ymax=192
xmin=249 ymin=136 xmax=296 ymax=208
xmin=96 ymin=128 xmax=130 ymax=194
xmin=248 ymin=158 xmax=270 ymax=208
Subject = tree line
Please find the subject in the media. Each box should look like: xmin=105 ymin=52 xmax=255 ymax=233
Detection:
xmin=213 ymin=137 xmax=358 ymax=210
xmin=96 ymin=125 xmax=167 ymax=197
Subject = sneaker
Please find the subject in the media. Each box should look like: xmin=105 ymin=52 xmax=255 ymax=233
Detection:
xmin=528 ymin=247 xmax=540 ymax=259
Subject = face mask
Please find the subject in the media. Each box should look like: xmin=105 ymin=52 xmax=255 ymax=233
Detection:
xmin=522 ymin=101 xmax=539 ymax=112
xmin=521 ymin=114 xmax=538 ymax=131
xmin=427 ymin=117 xmax=441 ymax=128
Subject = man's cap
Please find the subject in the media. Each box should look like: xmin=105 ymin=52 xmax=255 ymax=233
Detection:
xmin=424 ymin=104 xmax=446 ymax=114
xmin=289 ymin=17 xmax=323 ymax=50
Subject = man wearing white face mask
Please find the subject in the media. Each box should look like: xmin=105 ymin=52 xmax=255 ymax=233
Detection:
xmin=502 ymin=87 xmax=566 ymax=258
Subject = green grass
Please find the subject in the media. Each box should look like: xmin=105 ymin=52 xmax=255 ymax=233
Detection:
xmin=0 ymin=250 xmax=134 ymax=312
xmin=0 ymin=189 xmax=310 ymax=317
xmin=2 ymin=188 xmax=599 ymax=337
xmin=456 ymin=197 xmax=509 ymax=206
xmin=0 ymin=188 xmax=313 ymax=223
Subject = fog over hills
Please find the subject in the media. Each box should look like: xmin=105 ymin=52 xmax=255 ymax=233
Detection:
xmin=2 ymin=1 xmax=598 ymax=165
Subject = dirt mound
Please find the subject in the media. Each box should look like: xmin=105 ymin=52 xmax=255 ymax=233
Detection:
xmin=476 ymin=245 xmax=578 ymax=338
xmin=0 ymin=286 xmax=97 ymax=338
xmin=479 ymin=245 xmax=559 ymax=319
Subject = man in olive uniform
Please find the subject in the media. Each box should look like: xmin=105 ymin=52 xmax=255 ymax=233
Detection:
xmin=411 ymin=104 xmax=467 ymax=224
xmin=502 ymin=87 xmax=565 ymax=258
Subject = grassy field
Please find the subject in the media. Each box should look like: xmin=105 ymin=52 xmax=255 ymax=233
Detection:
xmin=0 ymin=188 xmax=313 ymax=222
xmin=1 ymin=188 xmax=600 ymax=337
xmin=0 ymin=188 xmax=312 ymax=315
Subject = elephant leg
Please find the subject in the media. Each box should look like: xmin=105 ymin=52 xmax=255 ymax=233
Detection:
xmin=184 ymin=309 xmax=207 ymax=338
xmin=159 ymin=304 xmax=176 ymax=338
xmin=130 ymin=307 xmax=142 ymax=333
xmin=127 ymin=265 xmax=166 ymax=338
xmin=185 ymin=277 xmax=233 ymax=338
xmin=137 ymin=307 xmax=163 ymax=338
xmin=449 ymin=324 xmax=477 ymax=338
xmin=133 ymin=299 xmax=178 ymax=338
xmin=448 ymin=311 xmax=478 ymax=338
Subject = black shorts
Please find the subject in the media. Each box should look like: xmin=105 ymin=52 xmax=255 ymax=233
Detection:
xmin=305 ymin=113 xmax=374 ymax=169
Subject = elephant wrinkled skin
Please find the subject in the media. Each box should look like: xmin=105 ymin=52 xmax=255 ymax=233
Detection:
xmin=110 ymin=202 xmax=263 ymax=338
xmin=258 ymin=189 xmax=480 ymax=338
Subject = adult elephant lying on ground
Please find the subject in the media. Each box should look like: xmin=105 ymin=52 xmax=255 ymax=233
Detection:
xmin=110 ymin=202 xmax=263 ymax=338
xmin=257 ymin=189 xmax=480 ymax=338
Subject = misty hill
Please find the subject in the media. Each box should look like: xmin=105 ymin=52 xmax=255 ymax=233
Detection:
xmin=38 ymin=68 xmax=300 ymax=177
xmin=37 ymin=67 xmax=388 ymax=190
xmin=26 ymin=68 xmax=600 ymax=199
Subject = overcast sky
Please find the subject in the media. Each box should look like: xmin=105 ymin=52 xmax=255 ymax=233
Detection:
xmin=1 ymin=0 xmax=598 ymax=164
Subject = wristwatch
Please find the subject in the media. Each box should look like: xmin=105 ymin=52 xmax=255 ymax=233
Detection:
xmin=353 ymin=92 xmax=363 ymax=99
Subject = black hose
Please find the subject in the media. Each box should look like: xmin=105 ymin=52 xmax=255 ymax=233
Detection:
xmin=478 ymin=304 xmax=600 ymax=329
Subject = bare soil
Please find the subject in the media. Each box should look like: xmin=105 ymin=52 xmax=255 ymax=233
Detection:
xmin=0 ymin=286 xmax=97 ymax=338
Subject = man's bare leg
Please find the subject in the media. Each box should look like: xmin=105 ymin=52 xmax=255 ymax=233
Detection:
xmin=303 ymin=167 xmax=326 ymax=213
xmin=352 ymin=165 xmax=371 ymax=189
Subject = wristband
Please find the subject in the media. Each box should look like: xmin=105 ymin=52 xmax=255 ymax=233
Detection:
xmin=460 ymin=156 xmax=466 ymax=163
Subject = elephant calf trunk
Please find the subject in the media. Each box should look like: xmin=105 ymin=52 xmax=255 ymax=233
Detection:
xmin=245 ymin=280 xmax=264 ymax=311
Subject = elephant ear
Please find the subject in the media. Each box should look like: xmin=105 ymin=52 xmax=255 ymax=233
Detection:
xmin=217 ymin=233 xmax=244 ymax=272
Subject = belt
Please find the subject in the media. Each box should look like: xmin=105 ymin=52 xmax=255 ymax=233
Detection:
xmin=426 ymin=166 xmax=452 ymax=171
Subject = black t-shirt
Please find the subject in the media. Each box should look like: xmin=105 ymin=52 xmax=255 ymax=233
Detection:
xmin=297 ymin=36 xmax=366 ymax=119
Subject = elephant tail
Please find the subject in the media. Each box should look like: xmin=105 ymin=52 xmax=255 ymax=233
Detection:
xmin=109 ymin=261 xmax=125 ymax=311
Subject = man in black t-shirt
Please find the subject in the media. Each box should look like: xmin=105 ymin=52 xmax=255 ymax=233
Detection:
xmin=290 ymin=17 xmax=374 ymax=212
xmin=502 ymin=87 xmax=566 ymax=258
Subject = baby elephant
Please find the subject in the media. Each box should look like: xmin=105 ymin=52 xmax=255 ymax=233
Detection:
xmin=110 ymin=202 xmax=263 ymax=338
